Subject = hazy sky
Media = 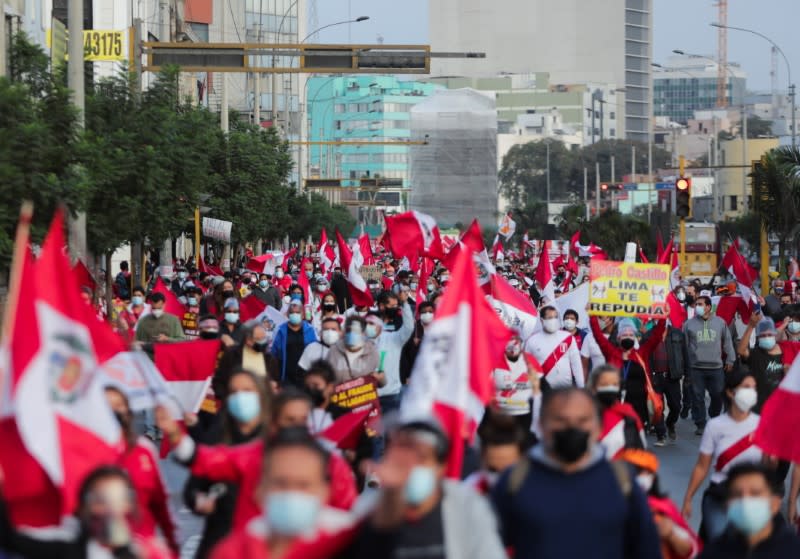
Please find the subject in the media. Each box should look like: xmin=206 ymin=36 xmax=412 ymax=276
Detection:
xmin=314 ymin=0 xmax=799 ymax=92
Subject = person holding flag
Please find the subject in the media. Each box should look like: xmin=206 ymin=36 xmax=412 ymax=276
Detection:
xmin=682 ymin=369 xmax=762 ymax=542
xmin=524 ymin=306 xmax=584 ymax=388
xmin=588 ymin=364 xmax=646 ymax=459
xmin=492 ymin=331 xmax=541 ymax=434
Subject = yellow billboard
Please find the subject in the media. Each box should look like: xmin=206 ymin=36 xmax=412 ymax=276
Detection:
xmin=588 ymin=261 xmax=671 ymax=319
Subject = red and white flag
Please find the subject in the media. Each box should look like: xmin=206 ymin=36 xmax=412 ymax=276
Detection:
xmin=721 ymin=239 xmax=758 ymax=288
xmin=335 ymin=229 xmax=374 ymax=307
xmin=153 ymin=340 xmax=220 ymax=413
xmin=535 ymin=244 xmax=556 ymax=304
xmin=297 ymin=256 xmax=314 ymax=304
xmin=199 ymin=256 xmax=224 ymax=277
xmin=153 ymin=276 xmax=186 ymax=317
xmin=570 ymin=230 xmax=607 ymax=260
xmin=491 ymin=235 xmax=504 ymax=261
xmin=416 ymin=257 xmax=435 ymax=308
xmin=755 ymin=351 xmax=800 ymax=463
xmin=498 ymin=212 xmax=516 ymax=241
xmin=384 ymin=211 xmax=444 ymax=260
xmin=4 ymin=210 xmax=125 ymax=516
xmin=319 ymin=228 xmax=336 ymax=274
xmin=358 ymin=234 xmax=375 ymax=266
xmin=489 ymin=274 xmax=538 ymax=340
xmin=443 ymin=220 xmax=495 ymax=291
xmin=401 ymin=246 xmax=512 ymax=478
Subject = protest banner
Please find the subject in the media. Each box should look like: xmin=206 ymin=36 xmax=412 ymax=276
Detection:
xmin=202 ymin=217 xmax=233 ymax=242
xmin=330 ymin=375 xmax=381 ymax=431
xmin=358 ymin=264 xmax=383 ymax=282
xmin=588 ymin=260 xmax=670 ymax=319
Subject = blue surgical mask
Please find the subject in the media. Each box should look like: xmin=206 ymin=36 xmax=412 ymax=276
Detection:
xmin=225 ymin=312 xmax=239 ymax=324
xmin=789 ymin=321 xmax=800 ymax=334
xmin=365 ymin=324 xmax=379 ymax=339
xmin=288 ymin=312 xmax=303 ymax=325
xmin=131 ymin=295 xmax=144 ymax=306
xmin=265 ymin=491 xmax=321 ymax=536
xmin=727 ymin=497 xmax=773 ymax=535
xmin=345 ymin=331 xmax=364 ymax=349
xmin=695 ymin=305 xmax=706 ymax=315
xmin=227 ymin=391 xmax=261 ymax=422
xmin=259 ymin=279 xmax=269 ymax=288
xmin=405 ymin=466 xmax=437 ymax=506
xmin=758 ymin=336 xmax=776 ymax=350
xmin=187 ymin=297 xmax=198 ymax=306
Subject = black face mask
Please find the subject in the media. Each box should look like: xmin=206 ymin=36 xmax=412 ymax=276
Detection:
xmin=596 ymin=391 xmax=620 ymax=408
xmin=684 ymin=295 xmax=695 ymax=306
xmin=222 ymin=290 xmax=235 ymax=299
xmin=620 ymin=338 xmax=635 ymax=351
xmin=384 ymin=307 xmax=399 ymax=319
xmin=200 ymin=330 xmax=219 ymax=340
xmin=305 ymin=386 xmax=326 ymax=408
xmin=551 ymin=427 xmax=590 ymax=463
xmin=323 ymin=303 xmax=337 ymax=313
xmin=251 ymin=341 xmax=268 ymax=352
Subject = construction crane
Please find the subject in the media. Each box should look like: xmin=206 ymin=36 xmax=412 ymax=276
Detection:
xmin=714 ymin=0 xmax=728 ymax=107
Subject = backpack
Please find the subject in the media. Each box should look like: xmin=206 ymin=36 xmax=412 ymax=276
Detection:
xmin=507 ymin=456 xmax=632 ymax=498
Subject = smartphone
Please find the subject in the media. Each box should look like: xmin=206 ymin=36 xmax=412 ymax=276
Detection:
xmin=753 ymin=302 xmax=762 ymax=315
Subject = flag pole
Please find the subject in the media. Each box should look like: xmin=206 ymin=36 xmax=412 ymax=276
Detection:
xmin=0 ymin=201 xmax=34 ymax=414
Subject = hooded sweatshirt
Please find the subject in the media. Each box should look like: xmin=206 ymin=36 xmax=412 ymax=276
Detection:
xmin=683 ymin=314 xmax=735 ymax=370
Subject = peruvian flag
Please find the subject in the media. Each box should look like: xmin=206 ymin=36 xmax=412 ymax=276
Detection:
xmin=721 ymin=239 xmax=758 ymax=288
xmin=535 ymin=244 xmax=556 ymax=304
xmin=152 ymin=276 xmax=186 ymax=317
xmin=239 ymin=294 xmax=268 ymax=322
xmin=384 ymin=211 xmax=444 ymax=260
xmin=489 ymin=274 xmax=539 ymax=340
xmin=638 ymin=244 xmax=649 ymax=264
xmin=246 ymin=254 xmax=273 ymax=274
xmin=443 ymin=220 xmax=495 ymax=291
xmin=319 ymin=228 xmax=336 ymax=274
xmin=401 ymin=246 xmax=512 ymax=477
xmin=498 ymin=212 xmax=516 ymax=241
xmin=4 ymin=210 xmax=124 ymax=516
xmin=491 ymin=235 xmax=504 ymax=261
xmin=199 ymin=256 xmax=224 ymax=277
xmin=656 ymin=231 xmax=665 ymax=259
xmin=657 ymin=238 xmax=674 ymax=265
xmin=755 ymin=352 xmax=800 ymax=463
xmin=520 ymin=231 xmax=534 ymax=257
xmin=416 ymin=257 xmax=435 ymax=307
xmin=358 ymin=234 xmax=375 ymax=266
xmin=335 ymin=228 xmax=374 ymax=307
xmin=153 ymin=340 xmax=220 ymax=413
xmin=72 ymin=259 xmax=97 ymax=291
xmin=297 ymin=256 xmax=314 ymax=304
xmin=666 ymin=292 xmax=688 ymax=330
xmin=318 ymin=406 xmax=373 ymax=451
xmin=571 ymin=230 xmax=607 ymax=260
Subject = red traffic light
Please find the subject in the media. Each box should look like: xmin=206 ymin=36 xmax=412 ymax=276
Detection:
xmin=676 ymin=177 xmax=691 ymax=191
xmin=601 ymin=183 xmax=609 ymax=191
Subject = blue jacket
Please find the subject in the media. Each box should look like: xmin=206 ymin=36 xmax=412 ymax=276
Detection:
xmin=271 ymin=321 xmax=317 ymax=382
xmin=492 ymin=446 xmax=662 ymax=559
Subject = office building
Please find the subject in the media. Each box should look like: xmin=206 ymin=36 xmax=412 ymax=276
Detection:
xmin=429 ymin=0 xmax=652 ymax=142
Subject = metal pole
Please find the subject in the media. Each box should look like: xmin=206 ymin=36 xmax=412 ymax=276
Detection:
xmin=584 ymin=167 xmax=589 ymax=220
xmin=546 ymin=141 xmax=551 ymax=215
xmin=791 ymin=84 xmax=797 ymax=148
xmin=254 ymin=25 xmax=261 ymax=126
xmin=195 ymin=207 xmax=201 ymax=268
xmin=220 ymin=0 xmax=228 ymax=132
xmin=742 ymin=104 xmax=748 ymax=213
xmin=595 ymin=161 xmax=601 ymax=215
xmin=610 ymin=154 xmax=616 ymax=210
xmin=679 ymin=156 xmax=686 ymax=279
xmin=711 ymin=117 xmax=718 ymax=220
xmin=68 ymin=0 xmax=87 ymax=261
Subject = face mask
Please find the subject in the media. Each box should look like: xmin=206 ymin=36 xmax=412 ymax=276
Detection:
xmin=131 ymin=295 xmax=144 ymax=306
xmin=223 ymin=290 xmax=235 ymax=299
xmin=187 ymin=297 xmax=198 ymax=306
xmin=596 ymin=385 xmax=621 ymax=407
xmin=758 ymin=336 xmax=776 ymax=350
xmin=563 ymin=318 xmax=577 ymax=331
xmin=227 ymin=391 xmax=261 ymax=422
xmin=317 ymin=284 xmax=328 ymax=293
xmin=265 ymin=491 xmax=321 ymax=536
xmin=620 ymin=338 xmax=635 ymax=351
xmin=151 ymin=308 xmax=164 ymax=318
xmin=252 ymin=339 xmax=268 ymax=352
xmin=550 ymin=427 xmax=590 ymax=463
xmin=420 ymin=312 xmax=434 ymax=325
xmin=734 ymin=387 xmax=758 ymax=413
xmin=542 ymin=318 xmax=560 ymax=333
xmin=282 ymin=295 xmax=291 ymax=305
xmin=409 ymin=282 xmax=418 ymax=292
xmin=384 ymin=307 xmax=399 ymax=319
xmin=178 ymin=271 xmax=187 ymax=279
xmin=685 ymin=295 xmax=695 ymax=305
xmin=276 ymin=270 xmax=284 ymax=279
xmin=87 ymin=514 xmax=132 ymax=548
xmin=305 ymin=386 xmax=326 ymax=408
xmin=225 ymin=312 xmax=239 ymax=324
xmin=676 ymin=291 xmax=686 ymax=302
xmin=321 ymin=329 xmax=340 ymax=346
xmin=439 ymin=275 xmax=449 ymax=283
xmin=695 ymin=305 xmax=706 ymax=315
xmin=427 ymin=283 xmax=435 ymax=293
xmin=259 ymin=280 xmax=269 ymax=288
xmin=305 ymin=270 xmax=313 ymax=279
xmin=322 ymin=303 xmax=337 ymax=313
xmin=200 ymin=330 xmax=219 ymax=340
xmin=345 ymin=332 xmax=364 ymax=350
xmin=288 ymin=313 xmax=303 ymax=326
xmin=727 ymin=497 xmax=773 ymax=536
xmin=789 ymin=322 xmax=800 ymax=334
xmin=405 ymin=466 xmax=437 ymax=506
xmin=636 ymin=473 xmax=654 ymax=493
xmin=365 ymin=324 xmax=379 ymax=339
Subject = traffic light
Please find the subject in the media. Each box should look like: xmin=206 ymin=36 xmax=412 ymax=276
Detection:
xmin=676 ymin=177 xmax=691 ymax=218
xmin=601 ymin=183 xmax=609 ymax=192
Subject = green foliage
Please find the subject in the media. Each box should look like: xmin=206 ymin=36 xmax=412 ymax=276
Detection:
xmin=284 ymin=192 xmax=356 ymax=241
xmin=553 ymin=205 xmax=653 ymax=260
xmin=747 ymin=115 xmax=773 ymax=139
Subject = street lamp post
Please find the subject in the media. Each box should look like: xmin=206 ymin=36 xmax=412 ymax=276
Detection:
xmin=712 ymin=22 xmax=795 ymax=148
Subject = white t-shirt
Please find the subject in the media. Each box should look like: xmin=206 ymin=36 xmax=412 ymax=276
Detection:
xmin=297 ymin=341 xmax=331 ymax=372
xmin=580 ymin=331 xmax=607 ymax=369
xmin=699 ymin=412 xmax=762 ymax=484
xmin=524 ymin=330 xmax=584 ymax=388
xmin=492 ymin=356 xmax=531 ymax=416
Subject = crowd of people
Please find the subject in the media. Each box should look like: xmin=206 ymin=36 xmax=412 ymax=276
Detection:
xmin=3 ymin=242 xmax=800 ymax=559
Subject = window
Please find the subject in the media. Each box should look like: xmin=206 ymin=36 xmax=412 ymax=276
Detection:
xmin=334 ymin=104 xmax=345 ymax=113
xmin=609 ymin=129 xmax=616 ymax=137
xmin=729 ymin=196 xmax=738 ymax=211
xmin=609 ymin=111 xmax=616 ymax=120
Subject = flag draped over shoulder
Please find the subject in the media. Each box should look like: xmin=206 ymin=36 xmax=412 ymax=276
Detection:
xmin=401 ymin=246 xmax=512 ymax=478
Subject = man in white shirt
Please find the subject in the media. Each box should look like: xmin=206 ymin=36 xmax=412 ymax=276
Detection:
xmin=524 ymin=306 xmax=583 ymax=388
xmin=297 ymin=317 xmax=341 ymax=373
xmin=581 ymin=315 xmax=614 ymax=380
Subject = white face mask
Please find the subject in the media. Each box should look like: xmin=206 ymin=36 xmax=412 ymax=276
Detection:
xmin=676 ymin=291 xmax=686 ymax=302
xmin=542 ymin=318 xmax=560 ymax=333
xmin=151 ymin=308 xmax=164 ymax=318
xmin=733 ymin=387 xmax=758 ymax=413
xmin=563 ymin=318 xmax=577 ymax=331
xmin=695 ymin=304 xmax=706 ymax=315
xmin=636 ymin=473 xmax=654 ymax=493
xmin=420 ymin=312 xmax=434 ymax=325
xmin=321 ymin=329 xmax=340 ymax=346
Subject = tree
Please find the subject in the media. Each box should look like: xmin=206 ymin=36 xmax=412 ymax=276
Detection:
xmin=750 ymin=146 xmax=800 ymax=274
xmin=284 ymin=192 xmax=356 ymax=242
xmin=747 ymin=115 xmax=773 ymax=139
xmin=0 ymin=33 xmax=85 ymax=271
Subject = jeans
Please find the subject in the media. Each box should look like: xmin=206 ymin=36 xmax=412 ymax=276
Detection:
xmin=653 ymin=372 xmax=682 ymax=437
xmin=379 ymin=393 xmax=402 ymax=416
xmin=701 ymin=485 xmax=729 ymax=542
xmin=691 ymin=367 xmax=725 ymax=427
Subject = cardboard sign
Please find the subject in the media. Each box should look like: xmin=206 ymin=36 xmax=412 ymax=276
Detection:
xmin=359 ymin=265 xmax=383 ymax=282
xmin=331 ymin=375 xmax=381 ymax=431
xmin=589 ymin=261 xmax=670 ymax=319
xmin=202 ymin=217 xmax=233 ymax=242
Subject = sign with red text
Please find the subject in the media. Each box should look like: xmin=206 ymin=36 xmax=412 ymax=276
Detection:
xmin=331 ymin=375 xmax=382 ymax=431
xmin=589 ymin=261 xmax=670 ymax=319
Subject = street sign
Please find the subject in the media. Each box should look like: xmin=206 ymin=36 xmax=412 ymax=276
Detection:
xmin=622 ymin=183 xmax=637 ymax=191
xmin=655 ymin=182 xmax=674 ymax=190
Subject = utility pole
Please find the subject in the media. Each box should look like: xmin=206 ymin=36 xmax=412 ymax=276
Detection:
xmin=220 ymin=0 xmax=229 ymax=133
xmin=583 ymin=167 xmax=589 ymax=220
xmin=68 ymin=0 xmax=87 ymax=261
xmin=741 ymin=105 xmax=748 ymax=213
xmin=595 ymin=161 xmax=601 ymax=215
xmin=254 ymin=23 xmax=262 ymax=126
xmin=610 ymin=154 xmax=616 ymax=210
xmin=679 ymin=155 xmax=686 ymax=278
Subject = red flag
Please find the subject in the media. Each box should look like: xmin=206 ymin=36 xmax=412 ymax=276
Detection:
xmin=571 ymin=230 xmax=608 ymax=260
xmin=72 ymin=259 xmax=97 ymax=291
xmin=153 ymin=339 xmax=220 ymax=411
xmin=657 ymin=239 xmax=674 ymax=265
xmin=638 ymin=245 xmax=649 ymax=264
xmin=7 ymin=210 xmax=124 ymax=516
xmin=400 ymin=246 xmax=512 ymax=478
xmin=441 ymin=220 xmax=495 ymax=293
xmin=199 ymin=256 xmax=224 ymax=277
xmin=416 ymin=257 xmax=435 ymax=310
xmin=721 ymin=240 xmax=758 ymax=288
xmin=489 ymin=274 xmax=539 ymax=339
xmin=246 ymin=254 xmax=272 ymax=274
xmin=535 ymin=245 xmax=556 ymax=303
xmin=384 ymin=211 xmax=444 ymax=260
xmin=319 ymin=228 xmax=336 ymax=274
xmin=335 ymin=229 xmax=374 ymax=307
xmin=153 ymin=276 xmax=185 ymax=317
xmin=319 ymin=406 xmax=373 ymax=450
xmin=239 ymin=294 xmax=268 ymax=322
xmin=358 ymin=234 xmax=375 ymax=266
xmin=491 ymin=235 xmax=504 ymax=261
xmin=755 ymin=352 xmax=800 ymax=463
xmin=297 ymin=257 xmax=314 ymax=304
xmin=666 ymin=292 xmax=688 ymax=330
